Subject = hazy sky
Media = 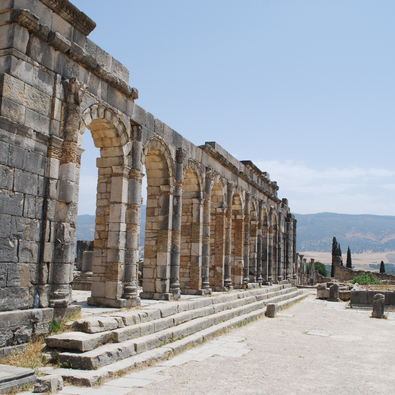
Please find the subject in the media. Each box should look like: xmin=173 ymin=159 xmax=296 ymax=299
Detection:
xmin=72 ymin=0 xmax=394 ymax=216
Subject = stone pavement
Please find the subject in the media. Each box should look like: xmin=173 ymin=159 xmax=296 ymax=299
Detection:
xmin=20 ymin=291 xmax=395 ymax=394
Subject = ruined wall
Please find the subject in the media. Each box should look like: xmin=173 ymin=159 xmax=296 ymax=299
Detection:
xmin=0 ymin=0 xmax=297 ymax=312
xmin=334 ymin=266 xmax=395 ymax=283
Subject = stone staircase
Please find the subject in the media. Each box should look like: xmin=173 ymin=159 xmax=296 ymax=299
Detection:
xmin=45 ymin=284 xmax=306 ymax=386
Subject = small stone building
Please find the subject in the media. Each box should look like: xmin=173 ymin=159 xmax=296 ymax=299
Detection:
xmin=0 ymin=0 xmax=297 ymax=314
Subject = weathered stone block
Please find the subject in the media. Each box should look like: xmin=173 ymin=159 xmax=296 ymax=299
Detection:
xmin=25 ymin=108 xmax=50 ymax=135
xmin=34 ymin=374 xmax=63 ymax=393
xmin=0 ymin=287 xmax=29 ymax=311
xmin=11 ymin=216 xmax=26 ymax=239
xmin=25 ymin=151 xmax=46 ymax=176
xmin=19 ymin=240 xmax=39 ymax=263
xmin=0 ymin=23 xmax=29 ymax=53
xmin=23 ymin=194 xmax=36 ymax=218
xmin=26 ymin=35 xmax=55 ymax=71
xmin=0 ymin=96 xmax=26 ymax=124
xmin=0 ymin=164 xmax=13 ymax=190
xmin=6 ymin=263 xmax=21 ymax=286
xmin=0 ymin=238 xmax=18 ymax=263
xmin=14 ymin=327 xmax=32 ymax=344
xmin=0 ymin=329 xmax=13 ymax=347
xmin=372 ymin=293 xmax=385 ymax=318
xmin=23 ymin=84 xmax=51 ymax=117
xmin=0 ymin=214 xmax=11 ymax=238
xmin=9 ymin=145 xmax=26 ymax=169
xmin=0 ymin=73 xmax=25 ymax=104
xmin=14 ymin=169 xmax=38 ymax=195
xmin=0 ymin=141 xmax=9 ymax=165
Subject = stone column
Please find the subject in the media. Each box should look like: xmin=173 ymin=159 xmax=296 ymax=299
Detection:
xmin=224 ymin=181 xmax=235 ymax=289
xmin=277 ymin=214 xmax=283 ymax=282
xmin=286 ymin=216 xmax=292 ymax=281
xmin=50 ymin=78 xmax=85 ymax=307
xmin=123 ymin=126 xmax=143 ymax=305
xmin=243 ymin=192 xmax=251 ymax=285
xmin=170 ymin=148 xmax=187 ymax=298
xmin=267 ymin=224 xmax=274 ymax=284
xmin=293 ymin=217 xmax=297 ymax=280
xmin=249 ymin=209 xmax=258 ymax=283
xmin=105 ymin=164 xmax=129 ymax=301
xmin=202 ymin=168 xmax=214 ymax=293
xmin=256 ymin=200 xmax=263 ymax=284
xmin=262 ymin=210 xmax=270 ymax=285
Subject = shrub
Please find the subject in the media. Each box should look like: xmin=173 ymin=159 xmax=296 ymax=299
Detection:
xmin=352 ymin=272 xmax=381 ymax=285
xmin=306 ymin=261 xmax=328 ymax=277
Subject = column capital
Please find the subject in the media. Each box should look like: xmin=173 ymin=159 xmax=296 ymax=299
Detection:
xmin=62 ymin=77 xmax=87 ymax=105
xmin=176 ymin=147 xmax=187 ymax=164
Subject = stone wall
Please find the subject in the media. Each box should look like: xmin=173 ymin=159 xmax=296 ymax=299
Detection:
xmin=0 ymin=0 xmax=297 ymax=314
xmin=334 ymin=266 xmax=395 ymax=283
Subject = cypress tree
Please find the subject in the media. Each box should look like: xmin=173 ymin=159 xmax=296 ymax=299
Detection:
xmin=332 ymin=237 xmax=338 ymax=256
xmin=346 ymin=246 xmax=352 ymax=268
xmin=331 ymin=237 xmax=337 ymax=277
xmin=380 ymin=260 xmax=386 ymax=274
xmin=336 ymin=243 xmax=342 ymax=257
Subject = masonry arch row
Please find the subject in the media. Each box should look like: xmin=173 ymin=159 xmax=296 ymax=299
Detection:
xmin=0 ymin=0 xmax=296 ymax=310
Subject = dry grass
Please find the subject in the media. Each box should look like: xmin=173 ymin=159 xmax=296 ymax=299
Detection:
xmin=0 ymin=338 xmax=46 ymax=371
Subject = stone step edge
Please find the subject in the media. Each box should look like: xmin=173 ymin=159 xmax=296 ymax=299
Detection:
xmin=56 ymin=289 xmax=304 ymax=369
xmin=73 ymin=284 xmax=293 ymax=333
xmin=51 ymin=287 xmax=300 ymax=353
xmin=111 ymin=287 xmax=300 ymax=342
xmin=50 ymin=291 xmax=306 ymax=387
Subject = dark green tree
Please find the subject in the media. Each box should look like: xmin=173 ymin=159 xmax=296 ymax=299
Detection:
xmin=336 ymin=243 xmax=342 ymax=257
xmin=380 ymin=260 xmax=386 ymax=274
xmin=315 ymin=261 xmax=328 ymax=277
xmin=346 ymin=246 xmax=352 ymax=269
xmin=332 ymin=237 xmax=338 ymax=256
xmin=331 ymin=237 xmax=337 ymax=277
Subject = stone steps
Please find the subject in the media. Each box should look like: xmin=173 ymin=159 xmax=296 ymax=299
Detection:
xmin=46 ymin=286 xmax=304 ymax=371
xmin=46 ymin=285 xmax=293 ymax=352
xmin=46 ymin=289 xmax=307 ymax=386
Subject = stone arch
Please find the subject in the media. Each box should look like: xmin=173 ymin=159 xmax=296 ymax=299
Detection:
xmin=76 ymin=104 xmax=134 ymax=305
xmin=141 ymin=137 xmax=175 ymax=185
xmin=231 ymin=192 xmax=244 ymax=287
xmin=180 ymin=166 xmax=203 ymax=293
xmin=183 ymin=160 xmax=204 ymax=194
xmin=209 ymin=178 xmax=227 ymax=290
xmin=212 ymin=175 xmax=227 ymax=200
xmin=140 ymin=137 xmax=175 ymax=297
xmin=79 ymin=104 xmax=130 ymax=149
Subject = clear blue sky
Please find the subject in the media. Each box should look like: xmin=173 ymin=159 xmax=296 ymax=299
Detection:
xmin=72 ymin=0 xmax=395 ymax=216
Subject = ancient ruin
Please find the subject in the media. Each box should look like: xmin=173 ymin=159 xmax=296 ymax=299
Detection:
xmin=0 ymin=0 xmax=297 ymax=348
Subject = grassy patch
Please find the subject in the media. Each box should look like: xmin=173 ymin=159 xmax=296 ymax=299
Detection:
xmin=0 ymin=338 xmax=46 ymax=371
xmin=352 ymin=273 xmax=382 ymax=285
xmin=51 ymin=309 xmax=82 ymax=335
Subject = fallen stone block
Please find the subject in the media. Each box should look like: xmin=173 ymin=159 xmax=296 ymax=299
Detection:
xmin=33 ymin=374 xmax=63 ymax=393
xmin=372 ymin=293 xmax=385 ymax=319
xmin=266 ymin=303 xmax=277 ymax=318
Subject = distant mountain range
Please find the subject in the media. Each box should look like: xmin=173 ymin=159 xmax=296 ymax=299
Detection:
xmin=76 ymin=210 xmax=395 ymax=255
xmin=294 ymin=212 xmax=395 ymax=253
